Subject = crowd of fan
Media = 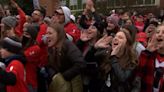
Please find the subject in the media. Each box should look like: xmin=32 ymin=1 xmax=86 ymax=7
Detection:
xmin=0 ymin=0 xmax=164 ymax=92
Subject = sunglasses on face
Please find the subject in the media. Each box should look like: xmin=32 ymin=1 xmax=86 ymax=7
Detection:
xmin=53 ymin=11 xmax=64 ymax=16
xmin=32 ymin=13 xmax=40 ymax=16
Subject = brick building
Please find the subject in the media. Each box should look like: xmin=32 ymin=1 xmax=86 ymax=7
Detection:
xmin=39 ymin=0 xmax=164 ymax=16
xmin=39 ymin=0 xmax=60 ymax=16
xmin=96 ymin=0 xmax=164 ymax=15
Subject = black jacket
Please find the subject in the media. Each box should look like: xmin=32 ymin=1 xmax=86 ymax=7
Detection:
xmin=48 ymin=40 xmax=86 ymax=81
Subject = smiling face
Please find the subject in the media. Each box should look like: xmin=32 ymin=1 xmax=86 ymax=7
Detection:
xmin=46 ymin=27 xmax=58 ymax=48
xmin=155 ymin=25 xmax=164 ymax=50
xmin=87 ymin=25 xmax=98 ymax=39
xmin=112 ymin=31 xmax=127 ymax=50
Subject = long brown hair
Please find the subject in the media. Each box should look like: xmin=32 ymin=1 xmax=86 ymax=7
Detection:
xmin=48 ymin=23 xmax=66 ymax=48
xmin=100 ymin=28 xmax=137 ymax=78
xmin=47 ymin=23 xmax=66 ymax=71
xmin=118 ymin=28 xmax=137 ymax=69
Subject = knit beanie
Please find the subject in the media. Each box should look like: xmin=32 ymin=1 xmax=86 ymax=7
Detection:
xmin=1 ymin=16 xmax=18 ymax=28
xmin=110 ymin=14 xmax=119 ymax=23
xmin=1 ymin=37 xmax=22 ymax=54
xmin=106 ymin=16 xmax=119 ymax=27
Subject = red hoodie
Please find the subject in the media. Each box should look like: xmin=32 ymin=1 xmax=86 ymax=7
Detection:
xmin=135 ymin=21 xmax=145 ymax=32
xmin=15 ymin=8 xmax=26 ymax=37
xmin=64 ymin=22 xmax=81 ymax=43
xmin=6 ymin=60 xmax=29 ymax=92
xmin=24 ymin=45 xmax=41 ymax=88
xmin=36 ymin=23 xmax=48 ymax=67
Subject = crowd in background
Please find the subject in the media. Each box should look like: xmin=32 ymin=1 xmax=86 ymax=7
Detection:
xmin=0 ymin=0 xmax=164 ymax=92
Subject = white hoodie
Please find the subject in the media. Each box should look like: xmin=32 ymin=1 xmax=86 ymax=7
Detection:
xmin=61 ymin=6 xmax=71 ymax=25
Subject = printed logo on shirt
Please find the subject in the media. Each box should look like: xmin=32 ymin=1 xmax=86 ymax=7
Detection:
xmin=29 ymin=51 xmax=35 ymax=56
xmin=10 ymin=66 xmax=14 ymax=71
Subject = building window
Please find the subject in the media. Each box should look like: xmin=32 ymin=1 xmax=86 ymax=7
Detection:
xmin=108 ymin=0 xmax=114 ymax=7
xmin=145 ymin=0 xmax=151 ymax=4
xmin=145 ymin=0 xmax=155 ymax=4
xmin=151 ymin=0 xmax=155 ymax=4
xmin=115 ymin=0 xmax=121 ymax=6
xmin=136 ymin=0 xmax=144 ymax=4
xmin=61 ymin=0 xmax=66 ymax=6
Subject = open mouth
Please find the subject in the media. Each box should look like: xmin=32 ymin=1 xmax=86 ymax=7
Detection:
xmin=147 ymin=30 xmax=152 ymax=33
xmin=47 ymin=39 xmax=51 ymax=43
xmin=88 ymin=32 xmax=92 ymax=34
xmin=114 ymin=43 xmax=118 ymax=45
xmin=157 ymin=38 xmax=163 ymax=42
xmin=113 ymin=42 xmax=119 ymax=47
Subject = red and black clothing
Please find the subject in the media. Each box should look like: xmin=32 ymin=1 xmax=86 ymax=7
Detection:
xmin=15 ymin=7 xmax=26 ymax=37
xmin=24 ymin=45 xmax=41 ymax=89
xmin=36 ymin=23 xmax=48 ymax=92
xmin=64 ymin=22 xmax=81 ymax=43
xmin=137 ymin=50 xmax=164 ymax=92
xmin=0 ymin=55 xmax=29 ymax=92
xmin=36 ymin=23 xmax=48 ymax=67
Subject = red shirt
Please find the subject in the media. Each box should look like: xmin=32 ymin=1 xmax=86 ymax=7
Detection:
xmin=6 ymin=60 xmax=29 ymax=92
xmin=24 ymin=45 xmax=41 ymax=88
xmin=15 ymin=8 xmax=26 ymax=37
xmin=64 ymin=22 xmax=81 ymax=43
xmin=36 ymin=23 xmax=48 ymax=67
xmin=135 ymin=21 xmax=144 ymax=32
xmin=137 ymin=50 xmax=164 ymax=92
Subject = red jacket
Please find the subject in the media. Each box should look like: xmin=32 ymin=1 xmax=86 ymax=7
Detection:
xmin=24 ymin=45 xmax=41 ymax=88
xmin=15 ymin=8 xmax=26 ymax=37
xmin=64 ymin=22 xmax=81 ymax=43
xmin=6 ymin=60 xmax=29 ymax=92
xmin=137 ymin=50 xmax=164 ymax=92
xmin=134 ymin=21 xmax=144 ymax=32
xmin=36 ymin=23 xmax=48 ymax=67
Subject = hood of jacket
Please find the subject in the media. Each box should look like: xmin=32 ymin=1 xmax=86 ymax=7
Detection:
xmin=61 ymin=6 xmax=71 ymax=25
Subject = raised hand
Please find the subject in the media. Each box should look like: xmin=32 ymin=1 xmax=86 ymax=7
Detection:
xmin=10 ymin=0 xmax=19 ymax=8
xmin=80 ymin=30 xmax=92 ymax=42
xmin=146 ymin=34 xmax=158 ymax=52
xmin=94 ymin=35 xmax=113 ymax=49
xmin=111 ymin=42 xmax=122 ymax=57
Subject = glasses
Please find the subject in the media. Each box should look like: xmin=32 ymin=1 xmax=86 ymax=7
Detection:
xmin=53 ymin=11 xmax=64 ymax=16
xmin=32 ymin=13 xmax=40 ymax=16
